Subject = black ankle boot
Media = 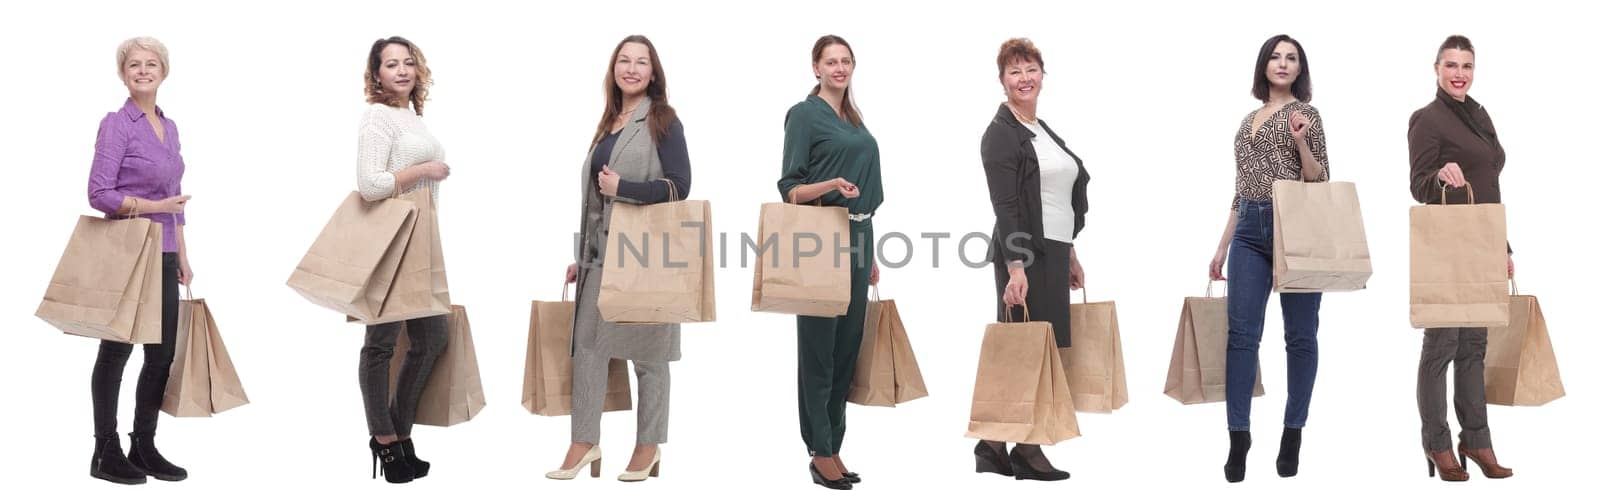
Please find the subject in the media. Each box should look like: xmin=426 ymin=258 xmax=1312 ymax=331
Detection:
xmin=90 ymin=435 xmax=147 ymax=485
xmin=127 ymin=432 xmax=188 ymax=482
xmin=974 ymin=440 xmax=1014 ymax=477
xmin=1276 ymin=428 xmax=1302 ymax=477
xmin=1224 ymin=430 xmax=1251 ymax=483
xmin=399 ymin=439 xmax=429 ymax=479
xmin=370 ymin=437 xmax=416 ymax=484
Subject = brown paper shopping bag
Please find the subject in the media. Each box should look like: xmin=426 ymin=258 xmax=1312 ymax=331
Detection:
xmin=1410 ymin=184 xmax=1509 ymax=328
xmin=36 ymin=215 xmax=164 ymax=343
xmin=391 ymin=305 xmax=484 ymax=426
xmin=354 ymin=191 xmax=451 ymax=324
xmin=1064 ymin=288 xmax=1128 ymax=413
xmin=1486 ymin=281 xmax=1565 ymax=406
xmin=162 ymin=290 xmax=250 ymax=417
xmin=599 ymin=181 xmax=716 ymax=323
xmin=523 ymin=285 xmax=633 ymax=416
xmin=1164 ymin=282 xmax=1264 ymax=404
xmin=287 ymin=192 xmax=417 ymax=320
xmin=966 ymin=306 xmax=1080 ymax=445
xmin=750 ymin=202 xmax=851 ymax=316
xmin=847 ymin=286 xmax=929 ymax=407
xmin=1271 ymin=180 xmax=1373 ymax=292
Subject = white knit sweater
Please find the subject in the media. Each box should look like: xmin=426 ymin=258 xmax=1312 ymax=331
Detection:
xmin=356 ymin=103 xmax=444 ymax=203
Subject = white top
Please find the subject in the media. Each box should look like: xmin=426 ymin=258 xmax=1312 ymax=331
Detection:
xmin=1022 ymin=120 xmax=1077 ymax=243
xmin=356 ymin=103 xmax=444 ymax=203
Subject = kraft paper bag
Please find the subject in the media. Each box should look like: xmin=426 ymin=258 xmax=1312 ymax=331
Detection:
xmin=1063 ymin=289 xmax=1128 ymax=413
xmin=523 ymin=286 xmax=633 ymax=416
xmin=750 ymin=202 xmax=851 ymax=316
xmin=36 ymin=215 xmax=164 ymax=344
xmin=847 ymin=286 xmax=928 ymax=407
xmin=1409 ymin=184 xmax=1509 ymax=328
xmin=1164 ymin=282 xmax=1264 ymax=404
xmin=392 ymin=305 xmax=484 ymax=427
xmin=287 ymin=191 xmax=416 ymax=320
xmin=1485 ymin=281 xmax=1565 ymax=406
xmin=162 ymin=291 xmax=250 ymax=416
xmin=966 ymin=306 xmax=1080 ymax=445
xmin=353 ymin=190 xmax=451 ymax=324
xmin=598 ymin=181 xmax=717 ymax=323
xmin=1271 ymin=180 xmax=1373 ymax=292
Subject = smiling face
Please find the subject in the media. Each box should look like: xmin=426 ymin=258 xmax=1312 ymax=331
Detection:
xmin=613 ymin=41 xmax=654 ymax=99
xmin=120 ymin=48 xmax=165 ymax=97
xmin=813 ymin=43 xmax=854 ymax=92
xmin=1264 ymin=40 xmax=1302 ymax=90
xmin=1435 ymin=48 xmax=1474 ymax=101
xmin=1002 ymin=58 xmax=1043 ymax=105
xmin=376 ymin=43 xmax=417 ymax=99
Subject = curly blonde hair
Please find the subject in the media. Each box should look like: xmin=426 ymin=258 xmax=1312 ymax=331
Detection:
xmin=364 ymin=36 xmax=431 ymax=116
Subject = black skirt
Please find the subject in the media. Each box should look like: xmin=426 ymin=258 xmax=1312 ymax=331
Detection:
xmin=992 ymin=238 xmax=1072 ymax=348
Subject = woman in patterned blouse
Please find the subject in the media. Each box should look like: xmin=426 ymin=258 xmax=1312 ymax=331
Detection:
xmin=1205 ymin=34 xmax=1329 ymax=483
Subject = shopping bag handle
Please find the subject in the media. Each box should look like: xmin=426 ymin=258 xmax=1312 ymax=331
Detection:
xmin=1074 ymin=287 xmax=1087 ymax=304
xmin=657 ymin=179 xmax=681 ymax=202
xmin=1206 ymin=280 xmax=1226 ymax=298
xmin=1510 ymin=278 xmax=1519 ymax=296
xmin=182 ymin=285 xmax=194 ymax=301
xmin=1002 ymin=304 xmax=1032 ymax=323
xmin=561 ymin=281 xmax=571 ymax=302
xmin=1439 ymin=182 xmax=1476 ymax=205
xmin=871 ymin=284 xmax=881 ymax=303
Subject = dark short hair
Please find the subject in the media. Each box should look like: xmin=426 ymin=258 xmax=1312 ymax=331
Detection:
xmin=996 ymin=38 xmax=1043 ymax=78
xmin=1251 ymin=34 xmax=1312 ymax=103
xmin=1436 ymin=35 xmax=1474 ymax=62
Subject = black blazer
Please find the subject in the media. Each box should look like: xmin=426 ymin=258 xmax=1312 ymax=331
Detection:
xmin=980 ymin=103 xmax=1089 ymax=264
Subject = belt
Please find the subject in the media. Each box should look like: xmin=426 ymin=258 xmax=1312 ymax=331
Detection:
xmin=848 ymin=212 xmax=873 ymax=222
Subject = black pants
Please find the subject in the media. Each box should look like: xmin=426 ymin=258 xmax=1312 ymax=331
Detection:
xmin=358 ymin=315 xmax=449 ymax=437
xmin=91 ymin=253 xmax=178 ymax=438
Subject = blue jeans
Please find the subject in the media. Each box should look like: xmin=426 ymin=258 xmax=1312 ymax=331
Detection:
xmin=1226 ymin=199 xmax=1322 ymax=431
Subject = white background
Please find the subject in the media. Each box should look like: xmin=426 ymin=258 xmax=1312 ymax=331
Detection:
xmin=3 ymin=1 xmax=1595 ymax=489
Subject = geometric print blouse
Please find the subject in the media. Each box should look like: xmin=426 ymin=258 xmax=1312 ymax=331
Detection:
xmin=1233 ymin=100 xmax=1330 ymax=210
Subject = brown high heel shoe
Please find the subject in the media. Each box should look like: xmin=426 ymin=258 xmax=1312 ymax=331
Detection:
xmin=1426 ymin=450 xmax=1468 ymax=482
xmin=1457 ymin=443 xmax=1513 ymax=479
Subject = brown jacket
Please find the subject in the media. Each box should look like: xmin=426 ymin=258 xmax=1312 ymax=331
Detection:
xmin=1408 ymin=89 xmax=1511 ymax=253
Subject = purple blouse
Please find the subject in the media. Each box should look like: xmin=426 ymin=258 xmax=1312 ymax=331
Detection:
xmin=87 ymin=98 xmax=186 ymax=253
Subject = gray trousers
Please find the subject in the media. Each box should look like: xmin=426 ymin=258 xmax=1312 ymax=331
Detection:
xmin=358 ymin=315 xmax=448 ymax=437
xmin=571 ymin=345 xmax=670 ymax=445
xmin=1417 ymin=327 xmax=1493 ymax=451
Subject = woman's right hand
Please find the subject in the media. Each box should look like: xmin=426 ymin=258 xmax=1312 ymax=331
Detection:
xmin=145 ymin=195 xmax=191 ymax=214
xmin=565 ymin=263 xmax=578 ymax=284
xmin=420 ymin=161 xmax=452 ymax=181
xmin=1437 ymin=162 xmax=1466 ymax=188
xmin=833 ymin=178 xmax=860 ymax=199
xmin=1003 ymin=264 xmax=1028 ymax=306
xmin=1209 ymin=248 xmax=1227 ymax=281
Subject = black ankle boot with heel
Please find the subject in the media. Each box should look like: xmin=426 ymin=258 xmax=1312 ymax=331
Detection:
xmin=399 ymin=439 xmax=429 ymax=479
xmin=369 ymin=437 xmax=416 ymax=484
xmin=1276 ymin=428 xmax=1302 ymax=478
xmin=1224 ymin=430 xmax=1251 ymax=483
xmin=1009 ymin=444 xmax=1070 ymax=481
xmin=90 ymin=436 xmax=147 ymax=485
xmin=974 ymin=440 xmax=1014 ymax=477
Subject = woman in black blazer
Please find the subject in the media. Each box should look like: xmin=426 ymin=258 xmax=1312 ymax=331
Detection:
xmin=975 ymin=37 xmax=1089 ymax=482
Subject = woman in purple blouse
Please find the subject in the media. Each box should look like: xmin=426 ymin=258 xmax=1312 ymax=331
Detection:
xmin=83 ymin=36 xmax=194 ymax=486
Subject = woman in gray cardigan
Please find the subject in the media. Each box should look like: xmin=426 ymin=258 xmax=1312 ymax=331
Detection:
xmin=548 ymin=35 xmax=691 ymax=483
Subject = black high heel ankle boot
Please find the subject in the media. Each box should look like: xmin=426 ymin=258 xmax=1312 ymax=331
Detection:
xmin=1276 ymin=428 xmax=1302 ymax=477
xmin=974 ymin=440 xmax=1014 ymax=477
xmin=1224 ymin=430 xmax=1251 ymax=483
xmin=369 ymin=437 xmax=416 ymax=484
xmin=90 ymin=436 xmax=147 ymax=485
xmin=1009 ymin=444 xmax=1070 ymax=481
xmin=399 ymin=439 xmax=429 ymax=479
xmin=128 ymin=432 xmax=187 ymax=482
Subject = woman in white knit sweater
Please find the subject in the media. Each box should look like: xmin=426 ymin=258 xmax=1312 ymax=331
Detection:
xmin=354 ymin=36 xmax=452 ymax=485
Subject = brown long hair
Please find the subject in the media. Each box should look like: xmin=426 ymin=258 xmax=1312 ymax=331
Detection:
xmin=811 ymin=35 xmax=863 ymax=127
xmin=592 ymin=35 xmax=677 ymax=146
xmin=364 ymin=36 xmax=432 ymax=116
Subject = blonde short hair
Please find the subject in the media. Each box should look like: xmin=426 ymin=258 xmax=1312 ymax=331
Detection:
xmin=116 ymin=37 xmax=170 ymax=78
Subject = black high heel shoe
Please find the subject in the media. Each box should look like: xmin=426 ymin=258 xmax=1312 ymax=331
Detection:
xmin=1009 ymin=444 xmax=1070 ymax=481
xmin=809 ymin=463 xmax=853 ymax=489
xmin=1224 ymin=430 xmax=1250 ymax=483
xmin=399 ymin=439 xmax=429 ymax=479
xmin=1276 ymin=428 xmax=1301 ymax=478
xmin=369 ymin=437 xmax=416 ymax=484
xmin=974 ymin=440 xmax=1014 ymax=477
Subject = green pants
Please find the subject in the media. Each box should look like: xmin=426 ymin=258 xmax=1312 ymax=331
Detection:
xmin=797 ymin=221 xmax=873 ymax=457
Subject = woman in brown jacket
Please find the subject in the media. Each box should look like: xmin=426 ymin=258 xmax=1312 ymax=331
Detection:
xmin=1407 ymin=34 xmax=1515 ymax=483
